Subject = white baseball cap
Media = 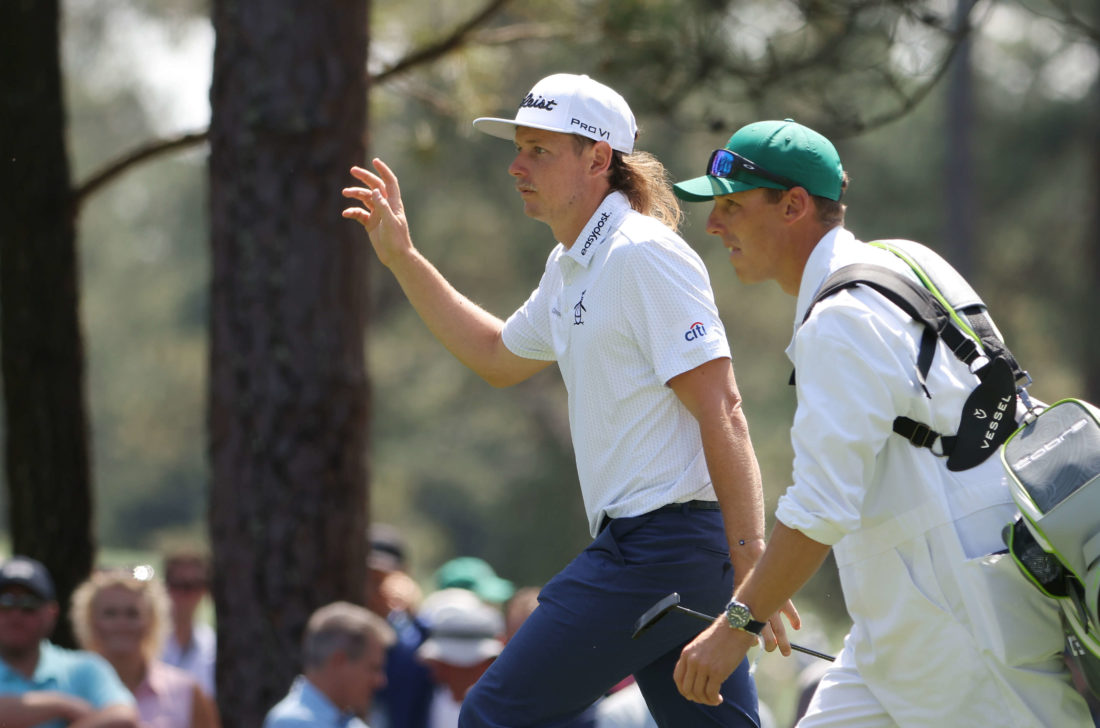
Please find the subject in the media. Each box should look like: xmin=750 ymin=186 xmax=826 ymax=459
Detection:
xmin=416 ymin=588 xmax=505 ymax=667
xmin=473 ymin=73 xmax=638 ymax=154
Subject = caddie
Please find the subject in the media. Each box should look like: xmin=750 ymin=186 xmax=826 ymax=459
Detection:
xmin=343 ymin=73 xmax=792 ymax=726
xmin=669 ymin=118 xmax=1093 ymax=726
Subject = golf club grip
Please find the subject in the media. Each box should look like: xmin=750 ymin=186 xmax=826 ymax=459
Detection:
xmin=674 ymin=605 xmax=834 ymax=662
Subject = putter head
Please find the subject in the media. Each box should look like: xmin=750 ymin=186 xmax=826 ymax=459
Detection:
xmin=632 ymin=592 xmax=682 ymax=640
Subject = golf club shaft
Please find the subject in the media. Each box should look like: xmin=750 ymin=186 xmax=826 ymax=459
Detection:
xmin=674 ymin=605 xmax=834 ymax=662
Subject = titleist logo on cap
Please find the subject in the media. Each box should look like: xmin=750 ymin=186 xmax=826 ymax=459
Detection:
xmin=520 ymin=93 xmax=557 ymax=111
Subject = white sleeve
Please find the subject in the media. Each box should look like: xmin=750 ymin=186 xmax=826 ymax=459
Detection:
xmin=616 ymin=239 xmax=730 ymax=384
xmin=501 ymin=251 xmax=557 ymax=361
xmin=776 ymin=292 xmax=919 ymax=545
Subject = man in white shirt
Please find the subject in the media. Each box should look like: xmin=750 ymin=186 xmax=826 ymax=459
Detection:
xmin=670 ymin=119 xmax=1092 ymax=726
xmin=343 ymin=73 xmax=786 ymax=726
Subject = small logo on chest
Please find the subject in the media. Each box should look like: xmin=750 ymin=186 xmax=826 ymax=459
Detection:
xmin=573 ymin=290 xmax=587 ymax=326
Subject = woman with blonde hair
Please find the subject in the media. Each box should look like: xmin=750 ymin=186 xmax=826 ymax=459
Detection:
xmin=71 ymin=568 xmax=220 ymax=728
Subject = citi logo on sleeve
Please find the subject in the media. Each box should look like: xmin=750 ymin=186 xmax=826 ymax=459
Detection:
xmin=684 ymin=322 xmax=707 ymax=341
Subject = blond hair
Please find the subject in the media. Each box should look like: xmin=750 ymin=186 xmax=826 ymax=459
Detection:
xmin=70 ymin=568 xmax=171 ymax=663
xmin=573 ymin=136 xmax=684 ymax=231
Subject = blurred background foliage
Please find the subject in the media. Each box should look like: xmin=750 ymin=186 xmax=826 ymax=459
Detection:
xmin=2 ymin=0 xmax=1097 ymax=712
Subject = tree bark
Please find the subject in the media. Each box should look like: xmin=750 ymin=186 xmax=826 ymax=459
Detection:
xmin=0 ymin=0 xmax=94 ymax=649
xmin=207 ymin=2 xmax=370 ymax=724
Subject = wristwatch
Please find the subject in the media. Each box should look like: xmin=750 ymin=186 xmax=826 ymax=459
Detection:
xmin=725 ymin=599 xmax=766 ymax=635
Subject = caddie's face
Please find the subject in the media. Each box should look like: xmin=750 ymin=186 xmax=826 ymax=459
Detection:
xmin=707 ymin=188 xmax=788 ymax=285
xmin=509 ymin=127 xmax=592 ymax=233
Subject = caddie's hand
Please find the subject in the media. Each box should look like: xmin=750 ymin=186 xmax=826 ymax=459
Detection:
xmin=341 ymin=159 xmax=412 ymax=268
xmin=761 ymin=598 xmax=800 ymax=655
xmin=673 ymin=617 xmax=758 ymax=706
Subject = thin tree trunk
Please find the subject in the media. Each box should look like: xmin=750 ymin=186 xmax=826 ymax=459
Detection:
xmin=1086 ymin=71 xmax=1100 ymax=402
xmin=944 ymin=0 xmax=975 ymax=277
xmin=0 ymin=0 xmax=94 ymax=649
xmin=207 ymin=2 xmax=370 ymax=725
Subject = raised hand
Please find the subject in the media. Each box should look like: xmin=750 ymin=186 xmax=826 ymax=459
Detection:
xmin=342 ymin=158 xmax=413 ymax=268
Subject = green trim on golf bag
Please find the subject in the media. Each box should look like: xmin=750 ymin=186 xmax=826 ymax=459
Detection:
xmin=801 ymin=239 xmax=1030 ymax=472
xmin=1002 ymin=399 xmax=1100 ymax=697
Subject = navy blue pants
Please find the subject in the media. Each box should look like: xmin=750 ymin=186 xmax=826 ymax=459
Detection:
xmin=459 ymin=507 xmax=760 ymax=727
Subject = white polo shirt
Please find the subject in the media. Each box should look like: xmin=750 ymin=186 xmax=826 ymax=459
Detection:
xmin=503 ymin=192 xmax=731 ymax=536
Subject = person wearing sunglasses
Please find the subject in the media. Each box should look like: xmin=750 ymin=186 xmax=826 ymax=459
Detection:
xmin=160 ymin=550 xmax=216 ymax=699
xmin=668 ymin=119 xmax=1092 ymax=726
xmin=0 ymin=555 xmax=140 ymax=728
xmin=343 ymin=73 xmax=789 ymax=727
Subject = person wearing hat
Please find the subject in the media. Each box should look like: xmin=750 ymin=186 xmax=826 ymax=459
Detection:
xmin=434 ymin=557 xmax=514 ymax=605
xmin=343 ymin=73 xmax=785 ymax=726
xmin=0 ymin=555 xmax=140 ymax=728
xmin=365 ymin=524 xmax=433 ymax=728
xmin=415 ymin=588 xmax=506 ymax=727
xmin=669 ymin=120 xmax=1092 ymax=726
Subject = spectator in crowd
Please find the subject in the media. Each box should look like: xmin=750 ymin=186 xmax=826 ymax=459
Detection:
xmin=433 ymin=558 xmax=513 ymax=606
xmin=160 ymin=551 xmax=216 ymax=698
xmin=0 ymin=555 xmax=140 ymax=728
xmin=365 ymin=523 xmax=433 ymax=728
xmin=367 ymin=525 xmax=423 ymax=620
xmin=71 ymin=568 xmax=219 ymax=728
xmin=264 ymin=601 xmax=394 ymax=728
xmin=502 ymin=587 xmax=540 ymax=644
xmin=415 ymin=589 xmax=507 ymax=728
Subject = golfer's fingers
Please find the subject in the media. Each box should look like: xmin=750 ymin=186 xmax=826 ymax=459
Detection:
xmin=341 ymin=187 xmax=385 ymax=228
xmin=369 ymin=158 xmax=405 ymax=214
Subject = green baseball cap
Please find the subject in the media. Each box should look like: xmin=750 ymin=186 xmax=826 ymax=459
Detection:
xmin=435 ymin=556 xmax=515 ymax=603
xmin=674 ymin=119 xmax=844 ymax=202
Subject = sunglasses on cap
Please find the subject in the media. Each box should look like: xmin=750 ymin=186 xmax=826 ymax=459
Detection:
xmin=0 ymin=592 xmax=46 ymax=614
xmin=706 ymin=149 xmax=800 ymax=190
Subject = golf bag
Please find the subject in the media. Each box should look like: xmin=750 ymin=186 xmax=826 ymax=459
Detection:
xmin=805 ymin=239 xmax=1100 ymax=696
xmin=1002 ymin=398 xmax=1100 ymax=697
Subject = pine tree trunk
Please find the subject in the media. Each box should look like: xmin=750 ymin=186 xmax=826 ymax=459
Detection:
xmin=207 ymin=2 xmax=370 ymax=724
xmin=0 ymin=0 xmax=94 ymax=649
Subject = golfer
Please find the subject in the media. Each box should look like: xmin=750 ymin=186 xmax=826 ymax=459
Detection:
xmin=669 ymin=119 xmax=1092 ymax=726
xmin=343 ymin=73 xmax=785 ymax=726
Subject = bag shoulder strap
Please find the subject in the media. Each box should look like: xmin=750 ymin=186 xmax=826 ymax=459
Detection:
xmin=800 ymin=261 xmax=1019 ymax=470
xmin=803 ymin=263 xmax=985 ymax=382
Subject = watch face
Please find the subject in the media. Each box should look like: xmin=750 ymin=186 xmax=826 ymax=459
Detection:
xmin=726 ymin=601 xmax=751 ymax=628
xmin=725 ymin=600 xmax=762 ymax=634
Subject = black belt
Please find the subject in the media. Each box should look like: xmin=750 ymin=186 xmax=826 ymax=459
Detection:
xmin=598 ymin=500 xmax=721 ymax=534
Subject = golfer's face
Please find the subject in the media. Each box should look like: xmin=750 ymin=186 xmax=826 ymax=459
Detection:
xmin=508 ymin=128 xmax=590 ymax=229
xmin=706 ymin=189 xmax=786 ymax=285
